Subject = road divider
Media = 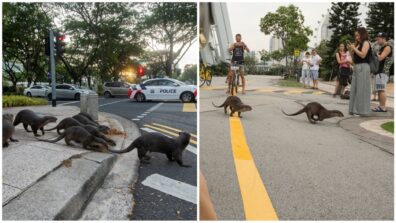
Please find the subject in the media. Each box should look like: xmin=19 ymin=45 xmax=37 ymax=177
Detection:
xmin=229 ymin=116 xmax=278 ymax=220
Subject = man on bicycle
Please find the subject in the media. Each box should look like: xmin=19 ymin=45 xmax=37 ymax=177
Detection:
xmin=227 ymin=34 xmax=250 ymax=94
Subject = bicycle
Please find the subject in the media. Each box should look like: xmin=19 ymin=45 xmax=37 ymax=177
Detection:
xmin=229 ymin=62 xmax=241 ymax=95
xmin=200 ymin=63 xmax=212 ymax=87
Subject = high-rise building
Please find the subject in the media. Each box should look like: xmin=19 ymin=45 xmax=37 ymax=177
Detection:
xmin=320 ymin=13 xmax=333 ymax=42
xmin=269 ymin=36 xmax=283 ymax=52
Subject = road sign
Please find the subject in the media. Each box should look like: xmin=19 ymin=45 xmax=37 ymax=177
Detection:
xmin=294 ymin=49 xmax=300 ymax=57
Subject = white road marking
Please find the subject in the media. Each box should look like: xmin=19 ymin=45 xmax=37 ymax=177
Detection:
xmin=132 ymin=119 xmax=140 ymax=121
xmin=147 ymin=102 xmax=164 ymax=112
xmin=141 ymin=114 xmax=147 ymax=116
xmin=58 ymin=101 xmax=80 ymax=106
xmin=98 ymin=99 xmax=129 ymax=107
xmin=137 ymin=116 xmax=144 ymax=118
xmin=140 ymin=128 xmax=196 ymax=154
xmin=142 ymin=174 xmax=197 ymax=204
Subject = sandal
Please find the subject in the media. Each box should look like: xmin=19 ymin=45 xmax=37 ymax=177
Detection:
xmin=372 ymin=107 xmax=387 ymax=112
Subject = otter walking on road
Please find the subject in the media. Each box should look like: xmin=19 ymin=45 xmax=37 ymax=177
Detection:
xmin=212 ymin=96 xmax=252 ymax=118
xmin=108 ymin=132 xmax=192 ymax=167
xmin=13 ymin=109 xmax=57 ymax=136
xmin=3 ymin=114 xmax=18 ymax=147
xmin=37 ymin=126 xmax=108 ymax=151
xmin=282 ymin=102 xmax=344 ymax=124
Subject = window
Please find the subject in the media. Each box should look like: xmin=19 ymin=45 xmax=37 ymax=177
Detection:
xmin=144 ymin=80 xmax=158 ymax=86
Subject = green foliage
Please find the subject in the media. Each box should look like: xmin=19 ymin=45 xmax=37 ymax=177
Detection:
xmin=3 ymin=95 xmax=48 ymax=107
xmin=2 ymin=3 xmax=52 ymax=89
xmin=210 ymin=62 xmax=229 ymax=76
xmin=140 ymin=2 xmax=197 ymax=76
xmin=244 ymin=55 xmax=257 ymax=74
xmin=366 ymin=2 xmax=394 ymax=40
xmin=324 ymin=3 xmax=361 ymax=80
xmin=381 ymin=121 xmax=394 ymax=134
xmin=260 ymin=4 xmax=312 ymax=66
xmin=179 ymin=65 xmax=197 ymax=84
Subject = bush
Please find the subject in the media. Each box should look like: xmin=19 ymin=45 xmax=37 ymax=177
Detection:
xmin=3 ymin=95 xmax=48 ymax=108
xmin=96 ymin=84 xmax=104 ymax=96
xmin=210 ymin=62 xmax=229 ymax=76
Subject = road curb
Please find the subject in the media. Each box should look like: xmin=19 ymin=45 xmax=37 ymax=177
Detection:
xmin=80 ymin=112 xmax=141 ymax=220
xmin=339 ymin=117 xmax=394 ymax=155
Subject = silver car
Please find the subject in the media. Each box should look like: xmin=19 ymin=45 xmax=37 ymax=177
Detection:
xmin=47 ymin=84 xmax=96 ymax=100
xmin=24 ymin=85 xmax=50 ymax=97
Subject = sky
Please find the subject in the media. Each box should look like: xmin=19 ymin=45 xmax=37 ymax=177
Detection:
xmin=227 ymin=2 xmax=369 ymax=53
xmin=177 ymin=40 xmax=198 ymax=71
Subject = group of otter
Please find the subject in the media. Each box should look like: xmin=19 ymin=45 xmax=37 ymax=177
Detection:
xmin=212 ymin=96 xmax=344 ymax=123
xmin=3 ymin=109 xmax=192 ymax=167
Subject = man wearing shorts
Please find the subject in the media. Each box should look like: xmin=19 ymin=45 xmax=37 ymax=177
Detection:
xmin=372 ymin=32 xmax=392 ymax=112
xmin=310 ymin=49 xmax=322 ymax=89
xmin=228 ymin=34 xmax=250 ymax=94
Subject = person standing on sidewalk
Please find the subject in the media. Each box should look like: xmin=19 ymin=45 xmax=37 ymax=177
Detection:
xmin=334 ymin=42 xmax=352 ymax=97
xmin=300 ymin=52 xmax=312 ymax=88
xmin=228 ymin=33 xmax=250 ymax=94
xmin=310 ymin=49 xmax=322 ymax=89
xmin=348 ymin=27 xmax=371 ymax=116
xmin=372 ymin=32 xmax=393 ymax=112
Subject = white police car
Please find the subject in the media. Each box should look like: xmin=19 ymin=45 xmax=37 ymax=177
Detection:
xmin=128 ymin=78 xmax=197 ymax=103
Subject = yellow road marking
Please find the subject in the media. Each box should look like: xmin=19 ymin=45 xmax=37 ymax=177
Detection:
xmin=284 ymin=90 xmax=306 ymax=95
xmin=183 ymin=103 xmax=196 ymax=112
xmin=151 ymin=123 xmax=197 ymax=138
xmin=313 ymin=91 xmax=325 ymax=95
xmin=144 ymin=124 xmax=197 ymax=145
xmin=256 ymin=89 xmax=275 ymax=93
xmin=229 ymin=117 xmax=278 ymax=220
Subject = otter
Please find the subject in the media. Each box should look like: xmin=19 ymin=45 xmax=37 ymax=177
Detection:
xmin=36 ymin=126 xmax=108 ymax=151
xmin=45 ymin=117 xmax=116 ymax=146
xmin=72 ymin=114 xmax=110 ymax=134
xmin=212 ymin=96 xmax=252 ymax=118
xmin=3 ymin=114 xmax=18 ymax=147
xmin=282 ymin=102 xmax=344 ymax=124
xmin=108 ymin=132 xmax=192 ymax=168
xmin=13 ymin=109 xmax=57 ymax=136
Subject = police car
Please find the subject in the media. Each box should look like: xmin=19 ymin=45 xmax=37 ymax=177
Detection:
xmin=128 ymin=78 xmax=197 ymax=103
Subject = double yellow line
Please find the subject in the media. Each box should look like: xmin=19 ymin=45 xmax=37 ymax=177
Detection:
xmin=229 ymin=116 xmax=278 ymax=220
xmin=143 ymin=123 xmax=197 ymax=145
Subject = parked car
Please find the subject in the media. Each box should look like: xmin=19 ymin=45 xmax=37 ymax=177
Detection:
xmin=128 ymin=78 xmax=197 ymax=103
xmin=103 ymin=82 xmax=130 ymax=98
xmin=23 ymin=85 xmax=50 ymax=97
xmin=47 ymin=84 xmax=96 ymax=100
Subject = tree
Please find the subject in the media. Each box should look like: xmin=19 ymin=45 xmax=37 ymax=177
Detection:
xmin=56 ymin=2 xmax=144 ymax=85
xmin=244 ymin=55 xmax=257 ymax=74
xmin=3 ymin=3 xmax=53 ymax=89
xmin=260 ymin=4 xmax=312 ymax=75
xmin=323 ymin=2 xmax=361 ymax=80
xmin=366 ymin=2 xmax=394 ymax=40
xmin=140 ymin=2 xmax=197 ymax=77
xmin=179 ymin=65 xmax=197 ymax=84
xmin=258 ymin=49 xmax=271 ymax=64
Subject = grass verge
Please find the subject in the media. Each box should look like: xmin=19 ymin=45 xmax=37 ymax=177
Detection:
xmin=381 ymin=121 xmax=394 ymax=134
xmin=3 ymin=95 xmax=48 ymax=108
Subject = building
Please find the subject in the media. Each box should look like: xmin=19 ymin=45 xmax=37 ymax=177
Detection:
xmin=269 ymin=36 xmax=283 ymax=53
xmin=200 ymin=3 xmax=234 ymax=65
xmin=320 ymin=13 xmax=333 ymax=42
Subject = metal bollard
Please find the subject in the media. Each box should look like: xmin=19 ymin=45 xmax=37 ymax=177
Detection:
xmin=86 ymin=92 xmax=99 ymax=121
xmin=80 ymin=93 xmax=88 ymax=113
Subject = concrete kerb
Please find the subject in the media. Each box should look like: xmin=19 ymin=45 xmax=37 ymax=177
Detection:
xmin=2 ymin=105 xmax=139 ymax=220
xmin=80 ymin=112 xmax=141 ymax=220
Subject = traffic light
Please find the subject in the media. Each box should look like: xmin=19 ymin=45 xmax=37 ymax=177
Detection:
xmin=137 ymin=66 xmax=145 ymax=77
xmin=55 ymin=34 xmax=66 ymax=56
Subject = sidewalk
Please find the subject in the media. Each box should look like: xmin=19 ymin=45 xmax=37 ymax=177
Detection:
xmin=2 ymin=105 xmax=140 ymax=220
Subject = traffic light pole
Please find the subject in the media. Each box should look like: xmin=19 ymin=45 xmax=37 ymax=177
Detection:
xmin=49 ymin=29 xmax=56 ymax=107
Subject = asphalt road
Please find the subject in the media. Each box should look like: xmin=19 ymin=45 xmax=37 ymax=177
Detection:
xmin=200 ymin=76 xmax=393 ymax=220
xmin=55 ymin=97 xmax=197 ymax=220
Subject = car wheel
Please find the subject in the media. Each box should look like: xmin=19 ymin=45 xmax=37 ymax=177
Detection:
xmin=135 ymin=93 xmax=146 ymax=102
xmin=181 ymin=92 xmax=194 ymax=103
xmin=26 ymin=92 xmax=32 ymax=97
xmin=47 ymin=93 xmax=52 ymax=100
xmin=104 ymin=91 xmax=111 ymax=98
xmin=74 ymin=93 xmax=80 ymax=100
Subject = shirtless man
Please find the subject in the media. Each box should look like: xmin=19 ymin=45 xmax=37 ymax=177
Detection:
xmin=226 ymin=34 xmax=250 ymax=94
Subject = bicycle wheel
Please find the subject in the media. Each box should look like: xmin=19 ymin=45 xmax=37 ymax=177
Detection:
xmin=231 ymin=75 xmax=238 ymax=95
xmin=200 ymin=65 xmax=206 ymax=87
xmin=205 ymin=68 xmax=212 ymax=86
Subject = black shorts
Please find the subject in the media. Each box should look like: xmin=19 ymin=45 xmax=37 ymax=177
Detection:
xmin=339 ymin=67 xmax=351 ymax=86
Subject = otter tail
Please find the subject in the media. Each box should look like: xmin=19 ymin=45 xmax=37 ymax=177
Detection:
xmin=212 ymin=101 xmax=225 ymax=108
xmin=36 ymin=134 xmax=65 ymax=143
xmin=282 ymin=107 xmax=306 ymax=116
xmin=44 ymin=125 xmax=58 ymax=131
xmin=107 ymin=139 xmax=138 ymax=153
